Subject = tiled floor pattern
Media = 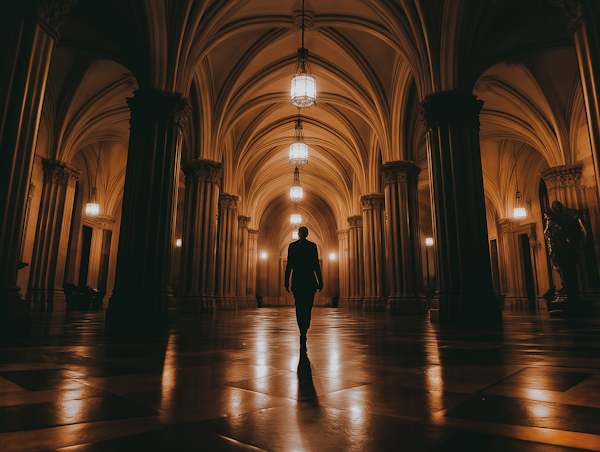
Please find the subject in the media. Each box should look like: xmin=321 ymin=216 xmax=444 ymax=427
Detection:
xmin=0 ymin=308 xmax=599 ymax=451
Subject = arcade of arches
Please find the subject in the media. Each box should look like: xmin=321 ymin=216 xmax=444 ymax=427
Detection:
xmin=2 ymin=0 xmax=600 ymax=337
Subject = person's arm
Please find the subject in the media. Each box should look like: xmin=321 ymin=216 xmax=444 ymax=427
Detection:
xmin=314 ymin=244 xmax=323 ymax=291
xmin=284 ymin=245 xmax=292 ymax=292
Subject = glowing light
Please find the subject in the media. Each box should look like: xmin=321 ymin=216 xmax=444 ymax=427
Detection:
xmin=176 ymin=238 xmax=182 ymax=247
xmin=292 ymin=231 xmax=299 ymax=240
xmin=291 ymin=214 xmax=302 ymax=225
xmin=514 ymin=206 xmax=526 ymax=220
xmin=289 ymin=120 xmax=309 ymax=166
xmin=260 ymin=252 xmax=267 ymax=259
xmin=85 ymin=202 xmax=99 ymax=216
xmin=329 ymin=252 xmax=336 ymax=260
xmin=426 ymin=237 xmax=434 ymax=247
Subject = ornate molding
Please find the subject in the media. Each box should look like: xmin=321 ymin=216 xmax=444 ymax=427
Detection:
xmin=360 ymin=193 xmax=385 ymax=209
xmin=336 ymin=229 xmax=348 ymax=240
xmin=248 ymin=229 xmax=259 ymax=236
xmin=182 ymin=159 xmax=222 ymax=185
xmin=127 ymin=89 xmax=191 ymax=129
xmin=347 ymin=215 xmax=363 ymax=228
xmin=42 ymin=159 xmax=79 ymax=186
xmin=540 ymin=164 xmax=583 ymax=190
xmin=550 ymin=0 xmax=587 ymax=29
xmin=380 ymin=161 xmax=421 ymax=185
xmin=219 ymin=194 xmax=239 ymax=209
xmin=83 ymin=214 xmax=116 ymax=230
xmin=419 ymin=91 xmax=483 ymax=129
xmin=238 ymin=215 xmax=251 ymax=228
xmin=36 ymin=0 xmax=77 ymax=38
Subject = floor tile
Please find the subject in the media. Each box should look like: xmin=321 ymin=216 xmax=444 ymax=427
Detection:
xmin=0 ymin=368 xmax=86 ymax=391
xmin=490 ymin=368 xmax=593 ymax=392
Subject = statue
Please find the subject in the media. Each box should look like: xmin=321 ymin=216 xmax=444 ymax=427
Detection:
xmin=543 ymin=201 xmax=588 ymax=314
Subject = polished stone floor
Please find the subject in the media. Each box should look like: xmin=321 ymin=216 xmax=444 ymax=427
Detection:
xmin=1 ymin=307 xmax=600 ymax=451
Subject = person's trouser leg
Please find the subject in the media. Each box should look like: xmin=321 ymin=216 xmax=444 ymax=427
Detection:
xmin=293 ymin=289 xmax=316 ymax=346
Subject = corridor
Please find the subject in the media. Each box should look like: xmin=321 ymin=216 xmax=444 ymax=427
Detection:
xmin=1 ymin=308 xmax=599 ymax=451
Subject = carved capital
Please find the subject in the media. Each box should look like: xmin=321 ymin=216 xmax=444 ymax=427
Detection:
xmin=248 ymin=229 xmax=259 ymax=236
xmin=36 ymin=0 xmax=77 ymax=38
xmin=42 ymin=159 xmax=79 ymax=185
xmin=541 ymin=164 xmax=583 ymax=190
xmin=219 ymin=194 xmax=239 ymax=209
xmin=238 ymin=215 xmax=251 ymax=228
xmin=347 ymin=215 xmax=363 ymax=228
xmin=380 ymin=161 xmax=421 ymax=185
xmin=498 ymin=219 xmax=520 ymax=233
xmin=127 ymin=89 xmax=191 ymax=130
xmin=420 ymin=91 xmax=483 ymax=129
xmin=83 ymin=214 xmax=116 ymax=231
xmin=360 ymin=193 xmax=385 ymax=210
xmin=336 ymin=229 xmax=348 ymax=240
xmin=182 ymin=159 xmax=222 ymax=185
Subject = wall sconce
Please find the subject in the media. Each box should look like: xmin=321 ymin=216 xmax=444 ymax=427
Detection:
xmin=260 ymin=252 xmax=267 ymax=259
xmin=176 ymin=238 xmax=182 ymax=247
xmin=329 ymin=253 xmax=336 ymax=260
xmin=425 ymin=237 xmax=434 ymax=247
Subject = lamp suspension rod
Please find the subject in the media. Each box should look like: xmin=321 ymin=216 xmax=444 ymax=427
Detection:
xmin=302 ymin=0 xmax=305 ymax=48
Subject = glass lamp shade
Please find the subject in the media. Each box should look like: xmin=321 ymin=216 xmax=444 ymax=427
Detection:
xmin=291 ymin=74 xmax=316 ymax=108
xmin=425 ymin=237 xmax=434 ymax=247
xmin=289 ymin=142 xmax=308 ymax=166
xmin=176 ymin=239 xmax=182 ymax=247
xmin=86 ymin=202 xmax=99 ymax=216
xmin=291 ymin=214 xmax=302 ymax=225
xmin=290 ymin=185 xmax=303 ymax=202
xmin=292 ymin=231 xmax=299 ymax=240
xmin=329 ymin=253 xmax=336 ymax=260
xmin=514 ymin=207 xmax=526 ymax=220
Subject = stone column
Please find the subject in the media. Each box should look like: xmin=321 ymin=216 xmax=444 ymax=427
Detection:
xmin=236 ymin=216 xmax=251 ymax=308
xmin=82 ymin=215 xmax=116 ymax=289
xmin=381 ymin=161 xmax=427 ymax=315
xmin=28 ymin=160 xmax=79 ymax=311
xmin=420 ymin=91 xmax=501 ymax=324
xmin=553 ymin=1 xmax=600 ymax=199
xmin=361 ymin=194 xmax=387 ymax=311
xmin=106 ymin=89 xmax=190 ymax=328
xmin=337 ymin=230 xmax=350 ymax=307
xmin=215 ymin=194 xmax=239 ymax=310
xmin=347 ymin=215 xmax=364 ymax=309
xmin=247 ymin=229 xmax=259 ymax=306
xmin=0 ymin=1 xmax=75 ymax=337
xmin=177 ymin=159 xmax=221 ymax=314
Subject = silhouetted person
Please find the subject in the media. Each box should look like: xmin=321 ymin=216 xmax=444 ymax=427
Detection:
xmin=284 ymin=226 xmax=323 ymax=348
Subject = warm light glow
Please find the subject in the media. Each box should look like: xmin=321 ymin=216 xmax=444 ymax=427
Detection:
xmin=85 ymin=202 xmax=99 ymax=216
xmin=176 ymin=238 xmax=182 ymax=247
xmin=292 ymin=231 xmax=299 ymax=240
xmin=330 ymin=253 xmax=336 ymax=260
xmin=260 ymin=252 xmax=267 ymax=259
xmin=291 ymin=74 xmax=316 ymax=108
xmin=291 ymin=214 xmax=302 ymax=225
xmin=290 ymin=185 xmax=303 ymax=202
xmin=289 ymin=120 xmax=309 ymax=166
xmin=426 ymin=237 xmax=434 ymax=247
xmin=514 ymin=207 xmax=526 ymax=220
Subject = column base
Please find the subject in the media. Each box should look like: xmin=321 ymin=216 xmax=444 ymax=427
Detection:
xmin=429 ymin=292 xmax=502 ymax=324
xmin=337 ymin=297 xmax=351 ymax=308
xmin=348 ymin=297 xmax=364 ymax=309
xmin=106 ymin=291 xmax=177 ymax=329
xmin=544 ymin=290 xmax=590 ymax=317
xmin=0 ymin=286 xmax=32 ymax=339
xmin=215 ymin=297 xmax=238 ymax=311
xmin=30 ymin=289 xmax=67 ymax=312
xmin=176 ymin=296 xmax=216 ymax=314
xmin=363 ymin=297 xmax=387 ymax=312
xmin=386 ymin=296 xmax=428 ymax=315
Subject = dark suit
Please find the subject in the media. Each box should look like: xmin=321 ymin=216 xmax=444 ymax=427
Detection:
xmin=284 ymin=238 xmax=323 ymax=339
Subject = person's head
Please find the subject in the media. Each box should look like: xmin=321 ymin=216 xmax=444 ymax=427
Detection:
xmin=298 ymin=226 xmax=308 ymax=239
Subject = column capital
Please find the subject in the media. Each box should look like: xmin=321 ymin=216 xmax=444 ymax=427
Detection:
xmin=336 ymin=229 xmax=348 ymax=240
xmin=360 ymin=193 xmax=385 ymax=209
xmin=540 ymin=163 xmax=583 ymax=190
xmin=380 ymin=161 xmax=421 ymax=185
xmin=182 ymin=159 xmax=222 ymax=185
xmin=127 ymin=89 xmax=191 ymax=130
xmin=83 ymin=214 xmax=117 ymax=231
xmin=42 ymin=159 xmax=79 ymax=185
xmin=550 ymin=0 xmax=598 ymax=30
xmin=238 ymin=216 xmax=251 ymax=228
xmin=248 ymin=229 xmax=259 ymax=236
xmin=419 ymin=91 xmax=483 ymax=129
xmin=219 ymin=194 xmax=239 ymax=208
xmin=36 ymin=0 xmax=77 ymax=41
xmin=347 ymin=215 xmax=363 ymax=228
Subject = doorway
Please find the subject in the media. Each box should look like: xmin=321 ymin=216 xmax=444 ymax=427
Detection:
xmin=78 ymin=225 xmax=93 ymax=287
xmin=519 ymin=233 xmax=536 ymax=310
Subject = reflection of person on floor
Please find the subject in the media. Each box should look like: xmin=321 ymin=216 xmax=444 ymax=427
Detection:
xmin=284 ymin=226 xmax=323 ymax=348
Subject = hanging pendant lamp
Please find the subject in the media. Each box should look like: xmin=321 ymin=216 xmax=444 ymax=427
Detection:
xmin=292 ymin=231 xmax=299 ymax=240
xmin=291 ymin=0 xmax=316 ymax=108
xmin=290 ymin=166 xmax=304 ymax=202
xmin=289 ymin=115 xmax=309 ymax=166
xmin=86 ymin=152 xmax=100 ymax=216
xmin=513 ymin=149 xmax=526 ymax=220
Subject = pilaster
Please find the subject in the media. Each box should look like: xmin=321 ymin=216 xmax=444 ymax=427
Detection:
xmin=28 ymin=159 xmax=79 ymax=311
xmin=215 ymin=194 xmax=239 ymax=310
xmin=420 ymin=91 xmax=501 ymax=324
xmin=360 ymin=194 xmax=386 ymax=311
xmin=336 ymin=229 xmax=350 ymax=308
xmin=540 ymin=164 xmax=585 ymax=209
xmin=236 ymin=215 xmax=251 ymax=308
xmin=347 ymin=215 xmax=364 ymax=309
xmin=381 ymin=161 xmax=427 ymax=315
xmin=247 ymin=229 xmax=259 ymax=306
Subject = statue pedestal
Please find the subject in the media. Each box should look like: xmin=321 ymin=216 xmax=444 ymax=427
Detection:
xmin=545 ymin=290 xmax=590 ymax=317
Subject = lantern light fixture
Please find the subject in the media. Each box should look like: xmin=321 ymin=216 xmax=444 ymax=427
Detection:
xmin=260 ymin=252 xmax=268 ymax=259
xmin=291 ymin=213 xmax=302 ymax=225
xmin=290 ymin=166 xmax=304 ymax=202
xmin=291 ymin=0 xmax=316 ymax=108
xmin=86 ymin=151 xmax=100 ymax=216
xmin=176 ymin=239 xmax=182 ymax=247
xmin=513 ymin=149 xmax=526 ymax=220
xmin=329 ymin=252 xmax=336 ymax=260
xmin=289 ymin=117 xmax=309 ymax=166
xmin=292 ymin=231 xmax=299 ymax=240
xmin=425 ymin=237 xmax=434 ymax=247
